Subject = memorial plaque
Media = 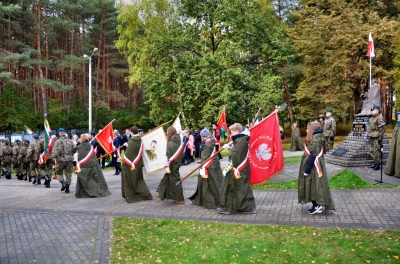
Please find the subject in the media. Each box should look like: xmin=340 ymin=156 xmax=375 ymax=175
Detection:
xmin=353 ymin=133 xmax=362 ymax=137
xmin=331 ymin=148 xmax=349 ymax=157
xmin=355 ymin=119 xmax=364 ymax=122
xmin=352 ymin=124 xmax=366 ymax=132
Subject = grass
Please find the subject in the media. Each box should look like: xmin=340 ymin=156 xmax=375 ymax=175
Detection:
xmin=284 ymin=155 xmax=302 ymax=165
xmin=253 ymin=169 xmax=399 ymax=190
xmin=111 ymin=217 xmax=400 ymax=264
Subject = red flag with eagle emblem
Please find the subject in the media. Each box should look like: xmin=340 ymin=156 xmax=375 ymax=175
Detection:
xmin=95 ymin=122 xmax=114 ymax=154
xmin=249 ymin=108 xmax=284 ymax=185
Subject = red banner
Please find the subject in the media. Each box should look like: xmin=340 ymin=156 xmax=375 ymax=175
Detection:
xmin=217 ymin=108 xmax=228 ymax=138
xmin=248 ymin=110 xmax=284 ymax=185
xmin=96 ymin=122 xmax=114 ymax=154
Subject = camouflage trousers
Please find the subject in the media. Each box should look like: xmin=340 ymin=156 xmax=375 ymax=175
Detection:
xmin=370 ymin=138 xmax=381 ymax=163
xmin=324 ymin=137 xmax=334 ymax=153
xmin=55 ymin=161 xmax=73 ymax=185
xmin=13 ymin=162 xmax=23 ymax=175
xmin=2 ymin=161 xmax=11 ymax=173
xmin=38 ymin=159 xmax=54 ymax=180
xmin=28 ymin=161 xmax=38 ymax=177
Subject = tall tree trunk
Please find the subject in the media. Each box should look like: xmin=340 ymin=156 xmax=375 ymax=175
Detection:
xmin=282 ymin=60 xmax=294 ymax=124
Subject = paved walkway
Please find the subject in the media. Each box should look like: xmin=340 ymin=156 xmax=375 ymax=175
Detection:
xmin=1 ymin=151 xmax=399 ymax=263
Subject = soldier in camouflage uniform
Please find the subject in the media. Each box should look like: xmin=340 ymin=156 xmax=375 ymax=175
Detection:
xmin=53 ymin=128 xmax=76 ymax=193
xmin=368 ymin=105 xmax=385 ymax=170
xmin=26 ymin=134 xmax=40 ymax=184
xmin=42 ymin=134 xmax=57 ymax=188
xmin=12 ymin=139 xmax=22 ymax=180
xmin=17 ymin=139 xmax=30 ymax=181
xmin=0 ymin=138 xmax=4 ymax=177
xmin=2 ymin=139 xmax=13 ymax=179
xmin=323 ymin=109 xmax=336 ymax=153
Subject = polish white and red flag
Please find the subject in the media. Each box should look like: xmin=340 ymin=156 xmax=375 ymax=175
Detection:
xmin=366 ymin=32 xmax=375 ymax=57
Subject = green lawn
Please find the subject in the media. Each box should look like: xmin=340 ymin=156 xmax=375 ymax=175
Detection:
xmin=111 ymin=217 xmax=400 ymax=264
xmin=253 ymin=169 xmax=399 ymax=190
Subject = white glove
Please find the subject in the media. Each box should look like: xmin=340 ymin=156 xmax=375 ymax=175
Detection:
xmin=222 ymin=144 xmax=231 ymax=150
xmin=123 ymin=142 xmax=128 ymax=147
xmin=303 ymin=173 xmax=309 ymax=176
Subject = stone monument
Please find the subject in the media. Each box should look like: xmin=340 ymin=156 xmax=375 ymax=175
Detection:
xmin=324 ymin=80 xmax=390 ymax=167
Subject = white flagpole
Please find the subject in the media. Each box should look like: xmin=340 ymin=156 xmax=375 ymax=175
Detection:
xmin=370 ymin=55 xmax=372 ymax=89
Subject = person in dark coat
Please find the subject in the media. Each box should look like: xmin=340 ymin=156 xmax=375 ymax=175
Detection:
xmin=75 ymin=134 xmax=111 ymax=198
xmin=298 ymin=122 xmax=335 ymax=214
xmin=385 ymin=111 xmax=400 ymax=178
xmin=193 ymin=128 xmax=202 ymax=163
xmin=218 ymin=123 xmax=256 ymax=215
xmin=290 ymin=122 xmax=304 ymax=151
xmin=121 ymin=126 xmax=152 ymax=203
xmin=189 ymin=128 xmax=222 ymax=209
xmin=155 ymin=126 xmax=185 ymax=204
xmin=112 ymin=130 xmax=123 ymax=175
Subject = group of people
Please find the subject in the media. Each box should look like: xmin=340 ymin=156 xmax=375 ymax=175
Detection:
xmin=125 ymin=124 xmax=256 ymax=215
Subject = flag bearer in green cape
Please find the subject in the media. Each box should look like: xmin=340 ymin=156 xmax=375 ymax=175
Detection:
xmin=121 ymin=126 xmax=152 ymax=203
xmin=217 ymin=123 xmax=256 ymax=215
xmin=289 ymin=122 xmax=304 ymax=151
xmin=155 ymin=126 xmax=185 ymax=205
xmin=74 ymin=133 xmax=111 ymax=198
xmin=189 ymin=127 xmax=222 ymax=209
xmin=298 ymin=122 xmax=335 ymax=215
xmin=384 ymin=111 xmax=400 ymax=178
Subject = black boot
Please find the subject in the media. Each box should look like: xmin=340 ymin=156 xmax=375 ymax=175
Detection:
xmin=37 ymin=178 xmax=41 ymax=185
xmin=373 ymin=163 xmax=380 ymax=171
xmin=5 ymin=172 xmax=11 ymax=180
xmin=60 ymin=180 xmax=67 ymax=191
xmin=32 ymin=176 xmax=38 ymax=184
xmin=24 ymin=174 xmax=28 ymax=181
xmin=368 ymin=162 xmax=377 ymax=168
xmin=44 ymin=175 xmax=50 ymax=185
xmin=65 ymin=184 xmax=70 ymax=193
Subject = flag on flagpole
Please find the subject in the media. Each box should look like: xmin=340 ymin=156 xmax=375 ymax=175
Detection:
xmin=172 ymin=115 xmax=182 ymax=133
xmin=24 ymin=125 xmax=34 ymax=135
xmin=38 ymin=119 xmax=54 ymax=164
xmin=217 ymin=108 xmax=228 ymax=139
xmin=254 ymin=116 xmax=260 ymax=125
xmin=96 ymin=122 xmax=114 ymax=154
xmin=366 ymin=32 xmax=375 ymax=57
xmin=248 ymin=108 xmax=284 ymax=185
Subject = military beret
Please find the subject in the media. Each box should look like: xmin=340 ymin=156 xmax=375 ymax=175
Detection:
xmin=33 ymin=134 xmax=39 ymax=139
xmin=15 ymin=139 xmax=21 ymax=143
xmin=24 ymin=139 xmax=30 ymax=143
xmin=326 ymin=109 xmax=333 ymax=113
xmin=59 ymin=128 xmax=66 ymax=133
xmin=397 ymin=111 xmax=400 ymax=115
xmin=4 ymin=139 xmax=9 ymax=143
xmin=371 ymin=105 xmax=381 ymax=111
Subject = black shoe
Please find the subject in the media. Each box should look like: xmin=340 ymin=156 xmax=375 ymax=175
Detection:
xmin=24 ymin=174 xmax=27 ymax=181
xmin=368 ymin=162 xmax=377 ymax=168
xmin=32 ymin=176 xmax=38 ymax=184
xmin=37 ymin=178 xmax=41 ymax=185
xmin=308 ymin=205 xmax=323 ymax=215
xmin=45 ymin=182 xmax=50 ymax=188
xmin=44 ymin=175 xmax=50 ymax=185
xmin=28 ymin=176 xmax=32 ymax=182
xmin=65 ymin=184 xmax=70 ymax=193
xmin=373 ymin=164 xmax=380 ymax=171
xmin=5 ymin=172 xmax=11 ymax=180
xmin=61 ymin=180 xmax=67 ymax=191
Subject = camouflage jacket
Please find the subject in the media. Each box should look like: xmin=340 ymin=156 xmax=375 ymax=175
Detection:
xmin=0 ymin=144 xmax=3 ymax=158
xmin=12 ymin=144 xmax=22 ymax=163
xmin=368 ymin=114 xmax=385 ymax=139
xmin=17 ymin=145 xmax=28 ymax=163
xmin=52 ymin=135 xmax=76 ymax=161
xmin=323 ymin=116 xmax=336 ymax=137
xmin=2 ymin=145 xmax=12 ymax=162
xmin=26 ymin=141 xmax=40 ymax=161
xmin=48 ymin=137 xmax=58 ymax=159
xmin=35 ymin=139 xmax=45 ymax=160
